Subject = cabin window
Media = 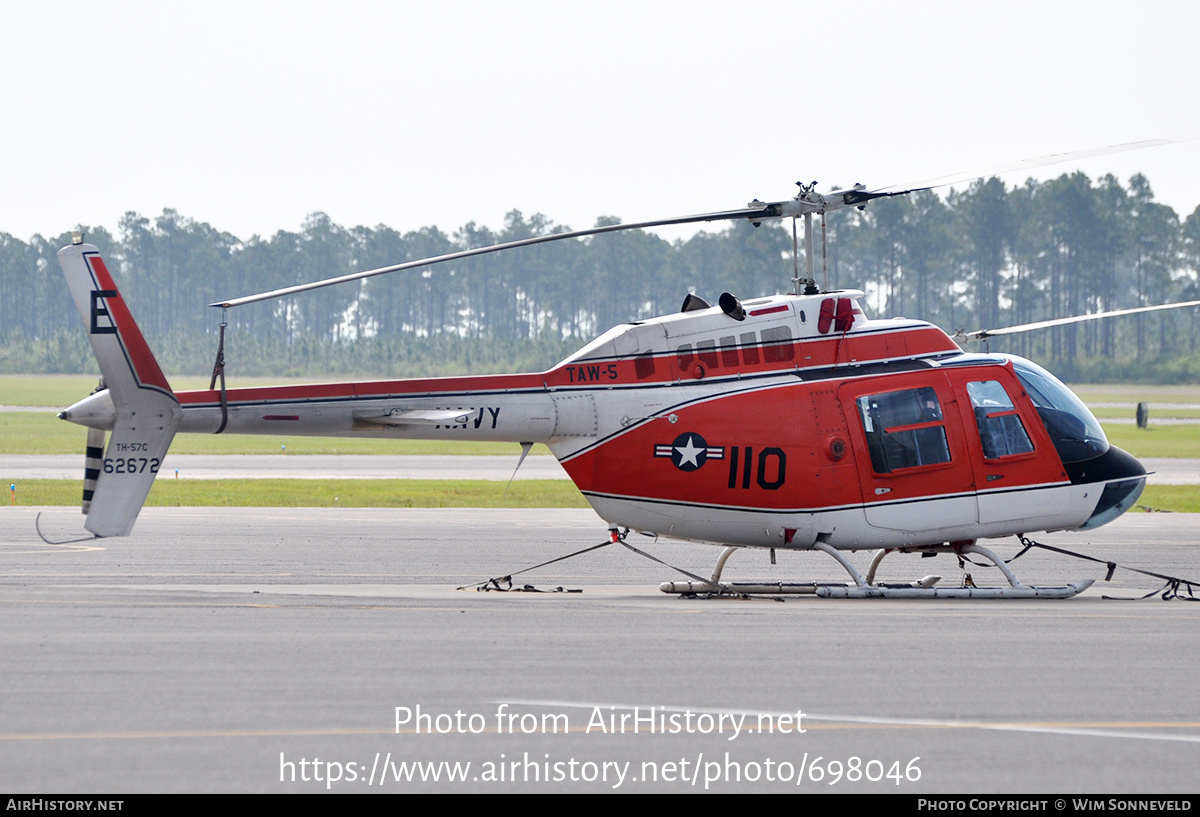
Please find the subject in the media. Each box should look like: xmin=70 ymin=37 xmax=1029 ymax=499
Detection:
xmin=856 ymin=387 xmax=951 ymax=473
xmin=719 ymin=335 xmax=740 ymax=367
xmin=760 ymin=326 xmax=795 ymax=362
xmin=675 ymin=327 xmax=792 ymax=373
xmin=739 ymin=333 xmax=760 ymax=365
xmin=634 ymin=351 xmax=656 ymax=379
xmin=967 ymin=380 xmax=1034 ymax=459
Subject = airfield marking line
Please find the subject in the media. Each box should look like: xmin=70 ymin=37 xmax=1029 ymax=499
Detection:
xmin=0 ymin=544 xmax=105 ymax=554
xmin=500 ymin=700 xmax=1200 ymax=744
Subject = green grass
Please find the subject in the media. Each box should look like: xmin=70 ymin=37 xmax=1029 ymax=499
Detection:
xmin=1070 ymin=384 xmax=1200 ymax=404
xmin=2 ymin=478 xmax=587 ymax=508
xmin=1099 ymin=424 xmax=1200 ymax=459
xmin=1092 ymin=406 xmax=1200 ymax=419
xmin=0 ymin=374 xmax=105 ymax=407
xmin=0 ymin=413 xmax=84 ymax=454
xmin=1135 ymin=485 xmax=1200 ymax=514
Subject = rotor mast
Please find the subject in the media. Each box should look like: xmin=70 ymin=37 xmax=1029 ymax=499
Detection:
xmin=788 ymin=181 xmax=874 ymax=296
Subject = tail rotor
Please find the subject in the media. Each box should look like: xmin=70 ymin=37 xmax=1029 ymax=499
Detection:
xmin=82 ymin=425 xmax=105 ymax=516
xmin=58 ymin=242 xmax=180 ymax=537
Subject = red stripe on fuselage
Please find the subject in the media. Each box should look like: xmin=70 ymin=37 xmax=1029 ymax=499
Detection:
xmin=175 ymin=372 xmax=547 ymax=406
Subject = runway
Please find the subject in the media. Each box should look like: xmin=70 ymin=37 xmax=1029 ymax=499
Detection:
xmin=1 ymin=454 xmax=1196 ymax=483
xmin=1 ymin=506 xmax=1198 ymax=793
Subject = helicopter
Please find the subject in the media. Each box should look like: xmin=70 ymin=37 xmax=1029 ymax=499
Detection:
xmin=54 ymin=173 xmax=1197 ymax=600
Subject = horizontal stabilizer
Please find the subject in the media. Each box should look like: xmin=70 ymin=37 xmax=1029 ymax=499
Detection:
xmin=354 ymin=408 xmax=475 ymax=427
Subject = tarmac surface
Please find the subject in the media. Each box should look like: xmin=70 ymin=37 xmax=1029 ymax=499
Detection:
xmin=1 ymin=506 xmax=1198 ymax=793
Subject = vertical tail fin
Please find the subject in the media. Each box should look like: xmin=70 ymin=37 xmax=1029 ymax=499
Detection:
xmin=58 ymin=242 xmax=180 ymax=537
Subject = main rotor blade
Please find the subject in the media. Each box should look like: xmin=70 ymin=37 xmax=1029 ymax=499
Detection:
xmin=211 ymin=205 xmax=773 ymax=308
xmin=968 ymin=300 xmax=1200 ymax=340
xmin=872 ymin=136 xmax=1198 ymax=196
xmin=213 ymin=135 xmax=1200 ymax=309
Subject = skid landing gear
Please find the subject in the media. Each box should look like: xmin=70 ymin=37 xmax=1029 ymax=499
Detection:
xmin=659 ymin=541 xmax=1094 ymax=599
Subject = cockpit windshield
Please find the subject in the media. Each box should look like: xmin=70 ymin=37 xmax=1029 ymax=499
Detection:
xmin=1008 ymin=356 xmax=1109 ymax=464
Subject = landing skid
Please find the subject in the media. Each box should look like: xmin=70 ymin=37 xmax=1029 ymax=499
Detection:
xmin=659 ymin=541 xmax=1094 ymax=600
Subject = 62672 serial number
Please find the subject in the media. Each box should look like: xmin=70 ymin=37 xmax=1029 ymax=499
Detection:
xmin=103 ymin=457 xmax=161 ymax=475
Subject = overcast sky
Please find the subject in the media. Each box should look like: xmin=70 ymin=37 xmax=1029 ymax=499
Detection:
xmin=4 ymin=1 xmax=1199 ymax=244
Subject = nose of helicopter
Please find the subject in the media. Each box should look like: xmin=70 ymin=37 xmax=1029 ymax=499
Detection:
xmin=1067 ymin=446 xmax=1147 ymax=530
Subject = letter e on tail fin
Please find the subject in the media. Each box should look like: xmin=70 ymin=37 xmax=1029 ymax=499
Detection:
xmin=58 ymin=243 xmax=180 ymax=537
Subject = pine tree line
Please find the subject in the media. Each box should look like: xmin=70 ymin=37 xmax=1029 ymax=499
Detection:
xmin=3 ymin=171 xmax=1199 ymax=381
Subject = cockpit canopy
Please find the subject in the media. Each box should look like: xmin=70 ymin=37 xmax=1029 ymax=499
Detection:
xmin=1008 ymin=356 xmax=1109 ymax=464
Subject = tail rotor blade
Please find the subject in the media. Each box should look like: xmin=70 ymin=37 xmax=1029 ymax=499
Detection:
xmin=82 ymin=427 xmax=105 ymax=516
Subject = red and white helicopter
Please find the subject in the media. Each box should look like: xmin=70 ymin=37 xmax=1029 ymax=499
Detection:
xmin=56 ymin=176 xmax=1193 ymax=599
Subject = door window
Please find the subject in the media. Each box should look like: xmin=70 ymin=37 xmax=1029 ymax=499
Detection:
xmin=967 ymin=380 xmax=1034 ymax=459
xmin=855 ymin=387 xmax=951 ymax=473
